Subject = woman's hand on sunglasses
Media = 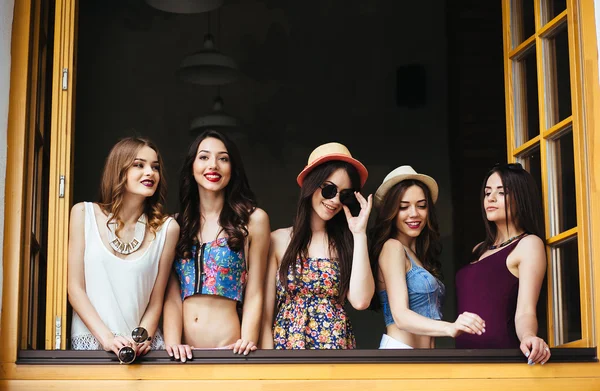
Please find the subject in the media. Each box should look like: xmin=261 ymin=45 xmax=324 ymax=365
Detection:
xmin=343 ymin=192 xmax=372 ymax=234
xmin=166 ymin=343 xmax=193 ymax=362
xmin=103 ymin=335 xmax=134 ymax=356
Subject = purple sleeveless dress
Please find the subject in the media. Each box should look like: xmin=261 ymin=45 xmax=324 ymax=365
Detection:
xmin=455 ymin=239 xmax=523 ymax=349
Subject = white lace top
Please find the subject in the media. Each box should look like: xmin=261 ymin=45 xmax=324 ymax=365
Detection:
xmin=70 ymin=202 xmax=172 ymax=350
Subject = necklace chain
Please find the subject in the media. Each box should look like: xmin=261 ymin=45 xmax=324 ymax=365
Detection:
xmin=489 ymin=232 xmax=527 ymax=250
xmin=107 ymin=213 xmax=147 ymax=255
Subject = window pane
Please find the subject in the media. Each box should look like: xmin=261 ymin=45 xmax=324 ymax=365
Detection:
xmin=551 ymin=236 xmax=581 ymax=344
xmin=541 ymin=0 xmax=567 ymax=25
xmin=511 ymin=0 xmax=535 ymax=48
xmin=545 ymin=22 xmax=571 ymax=127
xmin=548 ymin=129 xmax=576 ymax=234
xmin=519 ymin=145 xmax=542 ymax=198
xmin=519 ymin=147 xmax=548 ymax=341
xmin=513 ymin=46 xmax=540 ymax=145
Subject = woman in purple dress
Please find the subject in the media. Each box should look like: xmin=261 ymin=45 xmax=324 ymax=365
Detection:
xmin=456 ymin=163 xmax=551 ymax=365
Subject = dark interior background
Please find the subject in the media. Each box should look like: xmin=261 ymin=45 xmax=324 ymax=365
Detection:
xmin=72 ymin=0 xmax=510 ymax=349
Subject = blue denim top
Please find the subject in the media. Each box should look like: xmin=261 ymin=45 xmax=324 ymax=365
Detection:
xmin=378 ymin=251 xmax=445 ymax=326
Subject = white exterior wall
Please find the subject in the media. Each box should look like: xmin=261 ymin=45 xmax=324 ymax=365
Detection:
xmin=0 ymin=0 xmax=16 ymax=327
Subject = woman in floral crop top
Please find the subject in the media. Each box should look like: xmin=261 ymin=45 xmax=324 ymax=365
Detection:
xmin=163 ymin=130 xmax=271 ymax=361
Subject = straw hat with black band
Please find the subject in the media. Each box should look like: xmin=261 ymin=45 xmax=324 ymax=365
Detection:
xmin=374 ymin=165 xmax=438 ymax=208
xmin=297 ymin=142 xmax=368 ymax=187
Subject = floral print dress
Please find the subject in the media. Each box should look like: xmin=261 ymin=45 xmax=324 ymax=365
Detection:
xmin=273 ymin=257 xmax=355 ymax=349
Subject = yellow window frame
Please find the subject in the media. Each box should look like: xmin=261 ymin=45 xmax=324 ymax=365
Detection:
xmin=2 ymin=0 xmax=600 ymax=389
xmin=502 ymin=0 xmax=595 ymax=348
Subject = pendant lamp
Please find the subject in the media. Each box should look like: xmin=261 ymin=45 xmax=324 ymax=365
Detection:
xmin=178 ymin=33 xmax=239 ymax=85
xmin=145 ymin=0 xmax=224 ymax=14
xmin=190 ymin=96 xmax=240 ymax=131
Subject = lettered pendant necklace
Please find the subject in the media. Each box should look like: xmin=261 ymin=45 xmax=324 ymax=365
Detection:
xmin=489 ymin=232 xmax=527 ymax=250
xmin=107 ymin=213 xmax=147 ymax=255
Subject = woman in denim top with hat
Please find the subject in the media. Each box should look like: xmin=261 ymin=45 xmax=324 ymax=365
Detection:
xmin=370 ymin=166 xmax=485 ymax=349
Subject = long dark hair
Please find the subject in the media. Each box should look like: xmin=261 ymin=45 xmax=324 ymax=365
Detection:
xmin=278 ymin=161 xmax=361 ymax=301
xmin=472 ymin=163 xmax=545 ymax=261
xmin=369 ymin=180 xmax=443 ymax=293
xmin=176 ymin=130 xmax=256 ymax=257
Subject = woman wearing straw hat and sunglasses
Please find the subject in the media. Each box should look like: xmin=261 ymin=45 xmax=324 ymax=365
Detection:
xmin=370 ymin=166 xmax=486 ymax=349
xmin=260 ymin=142 xmax=374 ymax=349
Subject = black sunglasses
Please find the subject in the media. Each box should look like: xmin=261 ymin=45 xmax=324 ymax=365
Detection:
xmin=321 ymin=183 xmax=357 ymax=206
xmin=117 ymin=327 xmax=151 ymax=364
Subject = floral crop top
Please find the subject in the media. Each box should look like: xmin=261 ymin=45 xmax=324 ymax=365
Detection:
xmin=173 ymin=237 xmax=247 ymax=302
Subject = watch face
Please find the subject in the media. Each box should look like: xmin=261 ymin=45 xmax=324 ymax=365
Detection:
xmin=118 ymin=346 xmax=136 ymax=364
xmin=131 ymin=327 xmax=149 ymax=343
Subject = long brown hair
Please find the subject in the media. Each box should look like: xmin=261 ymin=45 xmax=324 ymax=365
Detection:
xmin=176 ymin=130 xmax=256 ymax=257
xmin=369 ymin=179 xmax=442 ymax=287
xmin=278 ymin=161 xmax=361 ymax=302
xmin=472 ymin=163 xmax=545 ymax=261
xmin=98 ymin=137 xmax=168 ymax=236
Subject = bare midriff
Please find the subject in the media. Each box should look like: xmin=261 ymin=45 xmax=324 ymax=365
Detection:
xmin=182 ymin=295 xmax=241 ymax=348
xmin=385 ymin=325 xmax=434 ymax=349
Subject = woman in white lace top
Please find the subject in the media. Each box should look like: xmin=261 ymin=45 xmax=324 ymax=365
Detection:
xmin=67 ymin=137 xmax=179 ymax=358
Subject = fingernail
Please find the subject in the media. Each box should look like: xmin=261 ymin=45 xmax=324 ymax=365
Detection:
xmin=482 ymin=328 xmax=486 ymax=333
xmin=541 ymin=362 xmax=545 ymax=365
xmin=188 ymin=355 xmax=192 ymax=359
xmin=182 ymin=358 xmax=186 ymax=363
xmin=527 ymin=359 xmax=533 ymax=365
xmin=525 ymin=352 xmax=530 ymax=357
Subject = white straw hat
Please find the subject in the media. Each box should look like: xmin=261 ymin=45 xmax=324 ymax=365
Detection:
xmin=374 ymin=165 xmax=439 ymax=207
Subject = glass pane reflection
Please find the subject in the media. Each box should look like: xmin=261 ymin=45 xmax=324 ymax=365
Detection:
xmin=520 ymin=145 xmax=542 ymax=200
xmin=511 ymin=0 xmax=536 ymax=48
xmin=541 ymin=0 xmax=567 ymax=25
xmin=549 ymin=129 xmax=577 ymax=234
xmin=552 ymin=236 xmax=581 ymax=344
xmin=513 ymin=46 xmax=540 ymax=145
xmin=545 ymin=23 xmax=572 ymax=128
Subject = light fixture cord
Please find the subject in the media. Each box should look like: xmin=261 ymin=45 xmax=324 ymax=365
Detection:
xmin=207 ymin=11 xmax=211 ymax=37
xmin=217 ymin=7 xmax=222 ymax=96
xmin=217 ymin=7 xmax=221 ymax=49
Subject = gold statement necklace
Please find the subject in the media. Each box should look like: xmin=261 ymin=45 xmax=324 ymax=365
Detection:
xmin=488 ymin=231 xmax=527 ymax=250
xmin=107 ymin=214 xmax=147 ymax=255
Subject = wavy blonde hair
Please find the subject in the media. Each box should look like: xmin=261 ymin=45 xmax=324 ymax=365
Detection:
xmin=98 ymin=137 xmax=167 ymax=236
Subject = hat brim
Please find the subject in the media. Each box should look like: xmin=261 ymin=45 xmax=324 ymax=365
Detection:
xmin=374 ymin=173 xmax=439 ymax=207
xmin=297 ymin=154 xmax=368 ymax=188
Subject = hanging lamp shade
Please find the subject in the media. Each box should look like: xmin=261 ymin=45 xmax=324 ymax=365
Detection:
xmin=145 ymin=0 xmax=224 ymax=14
xmin=190 ymin=96 xmax=241 ymax=131
xmin=178 ymin=34 xmax=239 ymax=85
